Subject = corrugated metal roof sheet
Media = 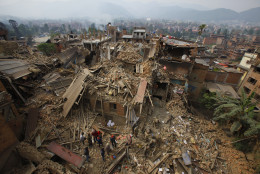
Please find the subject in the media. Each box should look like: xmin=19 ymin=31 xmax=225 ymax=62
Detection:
xmin=62 ymin=68 xmax=91 ymax=117
xmin=135 ymin=78 xmax=147 ymax=103
xmin=0 ymin=59 xmax=32 ymax=79
xmin=47 ymin=141 xmax=85 ymax=168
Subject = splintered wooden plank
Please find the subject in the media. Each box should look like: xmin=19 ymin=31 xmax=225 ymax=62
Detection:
xmin=47 ymin=141 xmax=85 ymax=168
xmin=62 ymin=69 xmax=91 ymax=117
xmin=25 ymin=108 xmax=39 ymax=139
xmin=135 ymin=78 xmax=147 ymax=103
xmin=106 ymin=150 xmax=126 ymax=174
xmin=148 ymin=153 xmax=170 ymax=174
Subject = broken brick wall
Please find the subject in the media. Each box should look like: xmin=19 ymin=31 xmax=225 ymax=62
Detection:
xmin=205 ymin=71 xmax=242 ymax=87
xmin=0 ymin=41 xmax=18 ymax=55
xmin=0 ymin=115 xmax=18 ymax=154
xmin=88 ymin=96 xmax=126 ymax=119
xmin=189 ymin=63 xmax=208 ymax=83
xmin=165 ymin=47 xmax=191 ymax=58
xmin=159 ymin=60 xmax=192 ymax=75
xmin=203 ymin=37 xmax=217 ymax=45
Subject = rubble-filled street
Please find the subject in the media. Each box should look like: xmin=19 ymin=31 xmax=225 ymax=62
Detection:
xmin=0 ymin=23 xmax=259 ymax=174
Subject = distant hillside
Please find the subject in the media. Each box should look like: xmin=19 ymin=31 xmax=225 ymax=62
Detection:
xmin=239 ymin=7 xmax=260 ymax=22
xmin=1 ymin=5 xmax=260 ymax=23
xmin=140 ymin=6 xmax=260 ymax=23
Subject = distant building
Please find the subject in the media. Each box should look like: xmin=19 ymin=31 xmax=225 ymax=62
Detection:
xmin=133 ymin=28 xmax=146 ymax=39
xmin=203 ymin=34 xmax=225 ymax=45
xmin=122 ymin=27 xmax=148 ymax=42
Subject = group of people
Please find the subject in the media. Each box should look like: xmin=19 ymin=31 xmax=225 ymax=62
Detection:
xmin=80 ymin=129 xmax=117 ymax=162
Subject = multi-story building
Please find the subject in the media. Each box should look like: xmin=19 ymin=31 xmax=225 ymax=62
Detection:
xmin=239 ymin=49 xmax=260 ymax=109
xmin=237 ymin=52 xmax=258 ymax=84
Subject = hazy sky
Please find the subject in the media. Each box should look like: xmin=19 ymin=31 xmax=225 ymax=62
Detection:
xmin=1 ymin=0 xmax=260 ymax=19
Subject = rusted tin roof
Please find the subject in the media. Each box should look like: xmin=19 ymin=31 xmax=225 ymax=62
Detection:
xmin=135 ymin=78 xmax=147 ymax=103
xmin=0 ymin=59 xmax=32 ymax=79
xmin=47 ymin=141 xmax=85 ymax=168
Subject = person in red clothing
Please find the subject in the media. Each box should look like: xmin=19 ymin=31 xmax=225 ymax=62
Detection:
xmin=97 ymin=131 xmax=102 ymax=138
xmin=91 ymin=129 xmax=98 ymax=143
xmin=110 ymin=135 xmax=117 ymax=148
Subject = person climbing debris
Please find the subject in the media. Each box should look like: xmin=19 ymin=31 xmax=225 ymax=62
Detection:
xmin=84 ymin=147 xmax=90 ymax=162
xmin=110 ymin=135 xmax=117 ymax=148
xmin=92 ymin=129 xmax=98 ymax=143
xmin=101 ymin=147 xmax=105 ymax=161
xmin=87 ymin=133 xmax=93 ymax=147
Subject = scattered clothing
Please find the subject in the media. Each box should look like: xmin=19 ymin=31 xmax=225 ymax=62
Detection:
xmin=80 ymin=133 xmax=86 ymax=145
xmin=126 ymin=135 xmax=132 ymax=146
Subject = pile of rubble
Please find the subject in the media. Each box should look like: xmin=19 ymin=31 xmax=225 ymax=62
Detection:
xmin=12 ymin=45 xmax=58 ymax=65
xmin=0 ymin=40 xmax=256 ymax=174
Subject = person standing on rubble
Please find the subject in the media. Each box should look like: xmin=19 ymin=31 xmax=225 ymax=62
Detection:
xmin=110 ymin=135 xmax=117 ymax=148
xmin=101 ymin=147 xmax=105 ymax=161
xmin=87 ymin=133 xmax=92 ymax=147
xmin=84 ymin=147 xmax=90 ymax=162
xmin=92 ymin=129 xmax=98 ymax=143
xmin=97 ymin=136 xmax=103 ymax=147
xmin=80 ymin=132 xmax=86 ymax=145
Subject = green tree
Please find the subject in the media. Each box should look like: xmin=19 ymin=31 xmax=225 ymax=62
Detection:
xmin=217 ymin=28 xmax=221 ymax=35
xmin=196 ymin=24 xmax=206 ymax=42
xmin=213 ymin=89 xmax=260 ymax=137
xmin=37 ymin=43 xmax=56 ymax=56
xmin=248 ymin=28 xmax=254 ymax=35
xmin=42 ymin=23 xmax=49 ymax=33
xmin=223 ymin=29 xmax=229 ymax=39
xmin=199 ymin=91 xmax=217 ymax=110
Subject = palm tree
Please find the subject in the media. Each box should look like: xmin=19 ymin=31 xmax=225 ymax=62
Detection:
xmin=213 ymin=89 xmax=259 ymax=137
xmin=196 ymin=24 xmax=207 ymax=43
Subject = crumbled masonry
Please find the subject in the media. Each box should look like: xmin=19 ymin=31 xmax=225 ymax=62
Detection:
xmin=0 ymin=32 xmax=257 ymax=174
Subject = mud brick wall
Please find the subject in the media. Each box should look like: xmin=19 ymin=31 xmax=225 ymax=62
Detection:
xmin=0 ymin=115 xmax=18 ymax=153
xmin=203 ymin=37 xmax=217 ymax=45
xmin=159 ymin=60 xmax=192 ymax=75
xmin=205 ymin=71 xmax=242 ymax=86
xmin=116 ymin=103 xmax=125 ymax=117
xmin=88 ymin=96 xmax=125 ymax=117
xmin=0 ymin=41 xmax=18 ymax=55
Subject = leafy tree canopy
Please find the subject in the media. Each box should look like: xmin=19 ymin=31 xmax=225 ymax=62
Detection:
xmin=37 ymin=43 xmax=56 ymax=56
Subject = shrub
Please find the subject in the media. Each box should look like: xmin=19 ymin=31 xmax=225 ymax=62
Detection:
xmin=37 ymin=43 xmax=56 ymax=56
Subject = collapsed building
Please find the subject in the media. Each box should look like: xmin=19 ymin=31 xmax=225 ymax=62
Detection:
xmin=0 ymin=29 xmax=256 ymax=174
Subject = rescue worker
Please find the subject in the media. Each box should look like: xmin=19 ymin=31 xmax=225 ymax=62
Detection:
xmin=91 ymin=129 xmax=98 ymax=143
xmin=101 ymin=147 xmax=105 ymax=161
xmin=84 ymin=147 xmax=90 ymax=162
xmin=97 ymin=136 xmax=103 ymax=147
xmin=110 ymin=135 xmax=117 ymax=148
xmin=87 ymin=133 xmax=92 ymax=147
